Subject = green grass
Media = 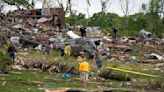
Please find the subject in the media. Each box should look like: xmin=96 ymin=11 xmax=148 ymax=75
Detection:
xmin=0 ymin=70 xmax=110 ymax=92
xmin=0 ymin=48 xmax=164 ymax=92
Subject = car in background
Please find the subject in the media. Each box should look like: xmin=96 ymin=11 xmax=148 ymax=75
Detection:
xmin=55 ymin=38 xmax=101 ymax=58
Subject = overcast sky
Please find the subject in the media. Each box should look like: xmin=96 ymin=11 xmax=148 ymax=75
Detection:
xmin=3 ymin=0 xmax=150 ymax=17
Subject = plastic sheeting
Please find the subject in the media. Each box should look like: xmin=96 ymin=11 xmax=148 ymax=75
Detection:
xmin=37 ymin=18 xmax=49 ymax=23
xmin=66 ymin=31 xmax=80 ymax=39
xmin=150 ymin=53 xmax=164 ymax=61
xmin=10 ymin=36 xmax=20 ymax=44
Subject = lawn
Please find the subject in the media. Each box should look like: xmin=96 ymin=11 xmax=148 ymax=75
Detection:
xmin=0 ymin=48 xmax=164 ymax=92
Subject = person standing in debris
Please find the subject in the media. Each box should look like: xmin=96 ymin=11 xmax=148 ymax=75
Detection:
xmin=94 ymin=47 xmax=103 ymax=70
xmin=79 ymin=59 xmax=90 ymax=86
xmin=112 ymin=26 xmax=118 ymax=44
xmin=77 ymin=51 xmax=86 ymax=63
xmin=80 ymin=27 xmax=86 ymax=37
xmin=7 ymin=44 xmax=17 ymax=62
xmin=64 ymin=43 xmax=71 ymax=57
xmin=45 ymin=43 xmax=53 ymax=55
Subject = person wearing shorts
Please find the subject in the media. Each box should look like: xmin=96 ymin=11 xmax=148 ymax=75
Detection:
xmin=94 ymin=48 xmax=103 ymax=70
xmin=79 ymin=60 xmax=90 ymax=86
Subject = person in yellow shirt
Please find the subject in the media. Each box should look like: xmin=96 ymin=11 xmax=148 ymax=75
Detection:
xmin=64 ymin=43 xmax=71 ymax=56
xmin=79 ymin=60 xmax=90 ymax=86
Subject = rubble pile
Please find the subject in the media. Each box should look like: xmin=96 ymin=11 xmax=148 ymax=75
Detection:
xmin=0 ymin=8 xmax=164 ymax=75
xmin=0 ymin=8 xmax=66 ymax=49
xmin=12 ymin=56 xmax=68 ymax=73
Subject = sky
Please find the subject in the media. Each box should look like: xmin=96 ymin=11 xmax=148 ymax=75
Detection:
xmin=3 ymin=0 xmax=150 ymax=17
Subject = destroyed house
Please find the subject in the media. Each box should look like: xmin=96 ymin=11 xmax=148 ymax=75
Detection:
xmin=6 ymin=8 xmax=65 ymax=27
xmin=0 ymin=8 xmax=66 ymax=48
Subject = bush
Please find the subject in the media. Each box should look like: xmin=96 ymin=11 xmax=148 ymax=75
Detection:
xmin=0 ymin=50 xmax=12 ymax=73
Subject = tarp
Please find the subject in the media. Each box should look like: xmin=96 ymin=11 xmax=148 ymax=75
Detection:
xmin=66 ymin=31 xmax=80 ymax=39
xmin=49 ymin=35 xmax=66 ymax=42
xmin=139 ymin=29 xmax=152 ymax=39
xmin=10 ymin=36 xmax=20 ymax=44
xmin=37 ymin=18 xmax=49 ymax=23
xmin=150 ymin=53 xmax=164 ymax=61
xmin=13 ymin=24 xmax=22 ymax=28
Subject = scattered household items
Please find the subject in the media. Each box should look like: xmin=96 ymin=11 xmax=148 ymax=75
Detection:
xmin=128 ymin=56 xmax=140 ymax=62
xmin=49 ymin=35 xmax=66 ymax=43
xmin=120 ymin=37 xmax=137 ymax=45
xmin=13 ymin=56 xmax=68 ymax=73
xmin=10 ymin=36 xmax=20 ymax=45
xmin=139 ymin=29 xmax=152 ymax=40
xmin=148 ymin=53 xmax=164 ymax=61
xmin=139 ymin=29 xmax=152 ymax=46
xmin=62 ymin=73 xmax=71 ymax=78
xmin=107 ymin=45 xmax=133 ymax=52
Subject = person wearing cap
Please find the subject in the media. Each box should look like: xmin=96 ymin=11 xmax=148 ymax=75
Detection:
xmin=79 ymin=59 xmax=90 ymax=86
xmin=77 ymin=51 xmax=86 ymax=63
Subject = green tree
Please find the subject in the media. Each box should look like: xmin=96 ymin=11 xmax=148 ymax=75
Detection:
xmin=66 ymin=13 xmax=87 ymax=26
xmin=119 ymin=0 xmax=135 ymax=31
xmin=100 ymin=0 xmax=110 ymax=33
xmin=3 ymin=0 xmax=31 ymax=9
xmin=142 ymin=0 xmax=164 ymax=36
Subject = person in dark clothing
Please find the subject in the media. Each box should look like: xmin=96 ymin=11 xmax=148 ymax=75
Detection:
xmin=112 ymin=27 xmax=118 ymax=44
xmin=80 ymin=27 xmax=86 ymax=37
xmin=7 ymin=44 xmax=17 ymax=62
xmin=45 ymin=43 xmax=53 ymax=55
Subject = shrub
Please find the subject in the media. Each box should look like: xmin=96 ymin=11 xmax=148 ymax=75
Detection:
xmin=0 ymin=50 xmax=12 ymax=73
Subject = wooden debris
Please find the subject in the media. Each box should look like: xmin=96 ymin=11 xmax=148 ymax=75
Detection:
xmin=45 ymin=88 xmax=70 ymax=92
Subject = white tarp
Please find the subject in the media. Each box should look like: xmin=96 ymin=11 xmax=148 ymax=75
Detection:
xmin=67 ymin=31 xmax=80 ymax=39
xmin=150 ymin=53 xmax=164 ymax=61
xmin=37 ymin=18 xmax=48 ymax=23
xmin=103 ymin=36 xmax=112 ymax=42
xmin=139 ymin=29 xmax=152 ymax=39
xmin=10 ymin=36 xmax=20 ymax=44
xmin=35 ymin=44 xmax=42 ymax=50
xmin=13 ymin=24 xmax=22 ymax=28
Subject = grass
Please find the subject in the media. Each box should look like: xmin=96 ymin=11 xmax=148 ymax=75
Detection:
xmin=0 ymin=70 xmax=111 ymax=92
xmin=0 ymin=48 xmax=164 ymax=92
